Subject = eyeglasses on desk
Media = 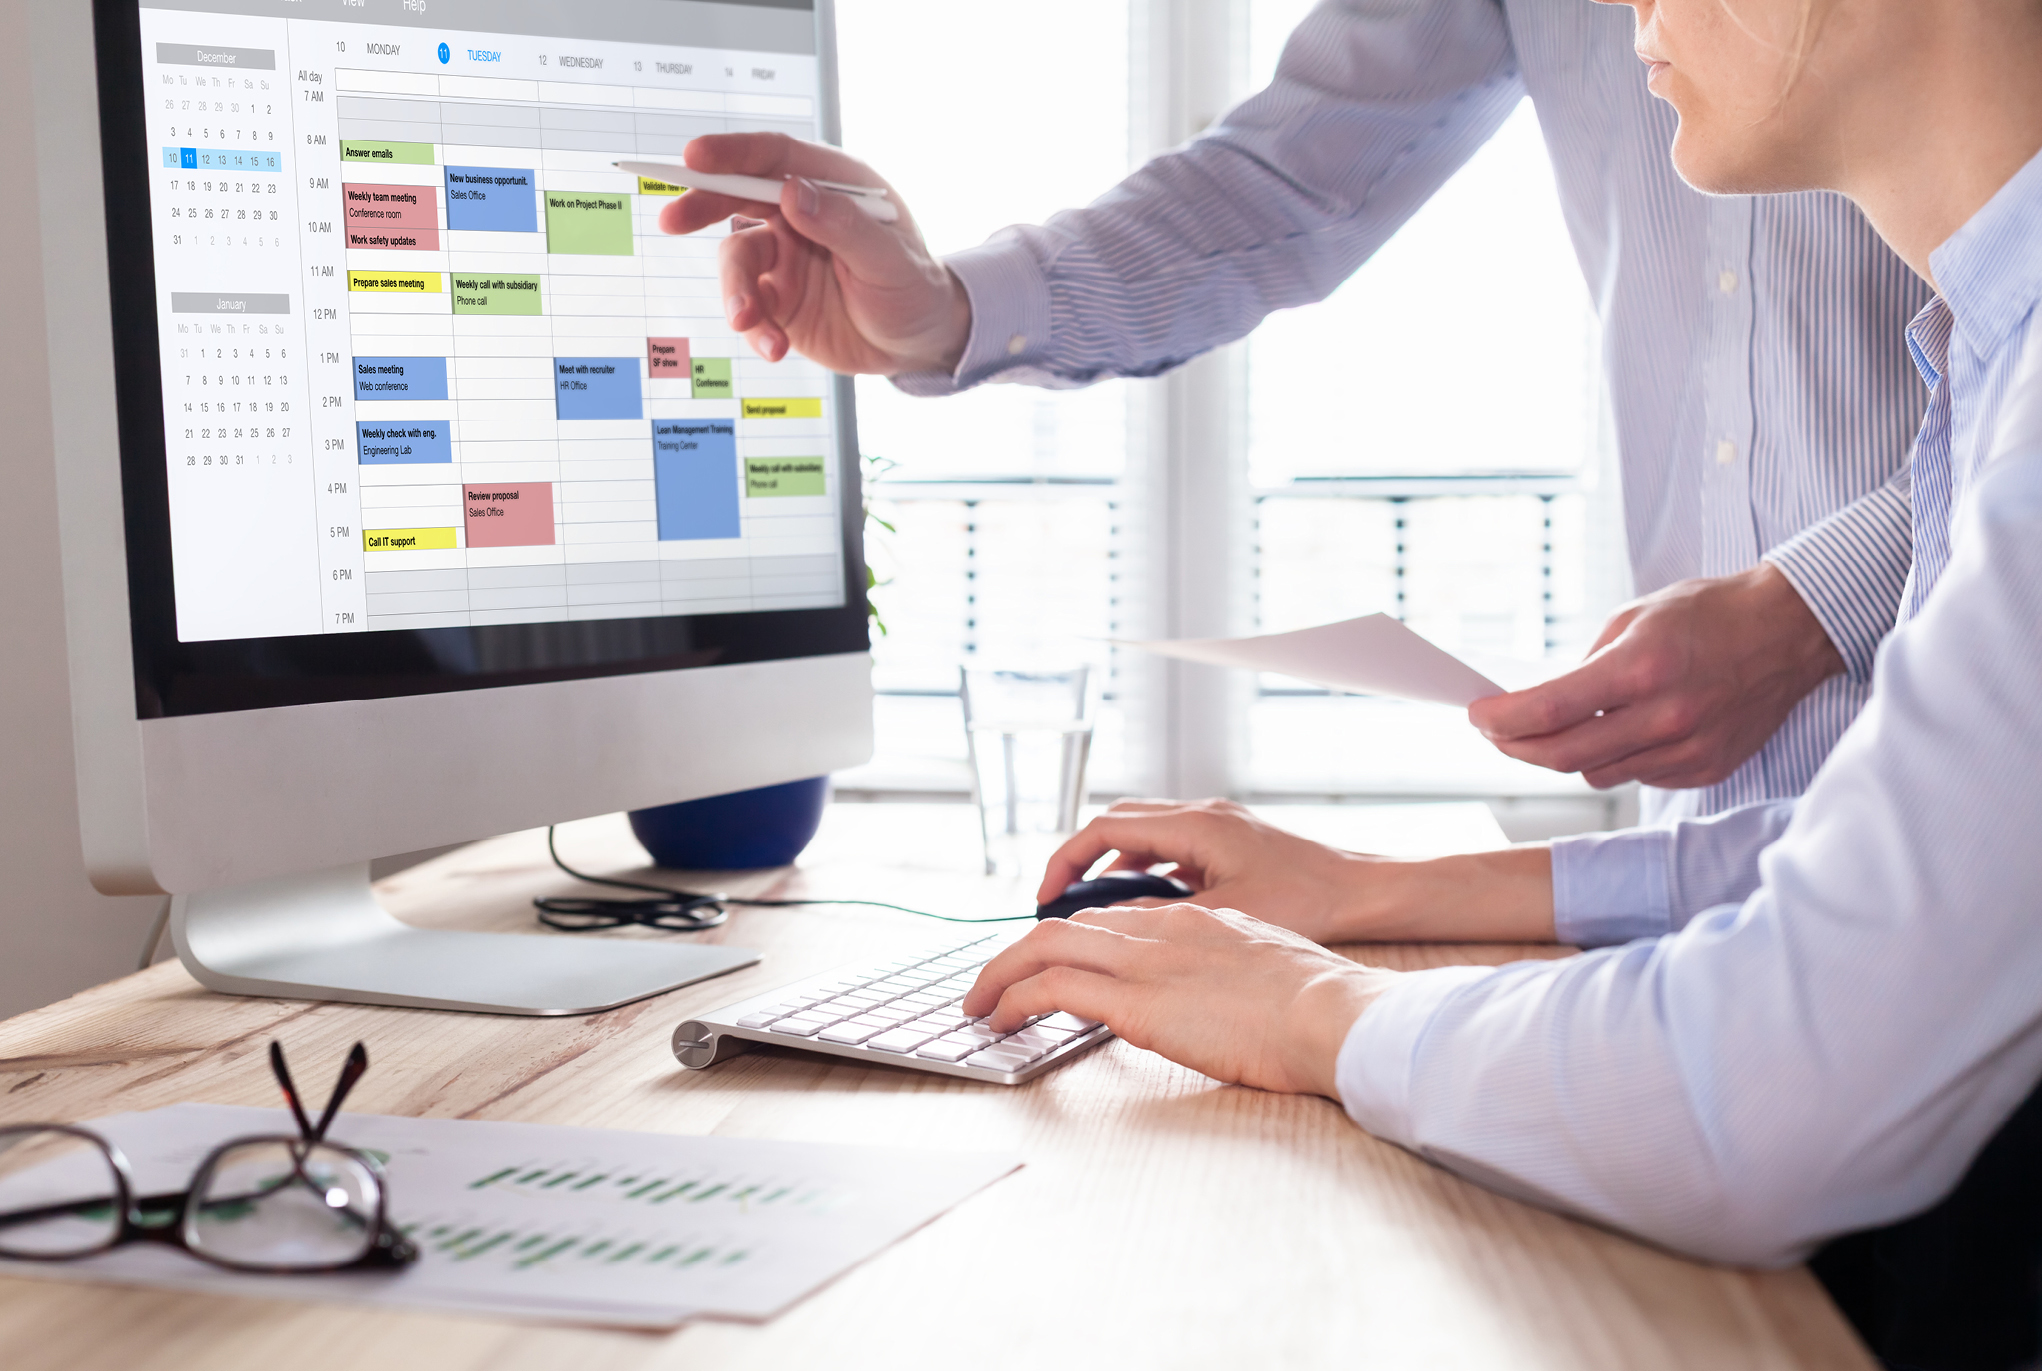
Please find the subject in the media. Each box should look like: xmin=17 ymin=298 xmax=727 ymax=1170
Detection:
xmin=0 ymin=1040 xmax=416 ymax=1273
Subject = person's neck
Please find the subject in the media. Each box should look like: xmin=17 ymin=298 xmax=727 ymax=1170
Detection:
xmin=1827 ymin=14 xmax=2042 ymax=291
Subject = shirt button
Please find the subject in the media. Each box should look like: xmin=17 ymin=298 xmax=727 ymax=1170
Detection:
xmin=1006 ymin=333 xmax=1028 ymax=356
xmin=1718 ymin=269 xmax=1738 ymax=293
xmin=1715 ymin=439 xmax=1738 ymax=466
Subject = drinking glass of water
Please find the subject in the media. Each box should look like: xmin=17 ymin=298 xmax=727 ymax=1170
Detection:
xmin=959 ymin=665 xmax=1093 ymax=877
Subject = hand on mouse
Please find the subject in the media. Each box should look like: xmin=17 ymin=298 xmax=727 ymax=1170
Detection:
xmin=962 ymin=902 xmax=1398 ymax=1098
xmin=655 ymin=132 xmax=972 ymax=375
xmin=1036 ymin=798 xmax=1556 ymax=945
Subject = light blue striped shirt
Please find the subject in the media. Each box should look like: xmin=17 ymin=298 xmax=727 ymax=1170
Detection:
xmin=1550 ymin=147 xmax=2042 ymax=947
xmin=898 ymin=0 xmax=1930 ymax=822
xmin=1343 ymin=149 xmax=2042 ymax=1266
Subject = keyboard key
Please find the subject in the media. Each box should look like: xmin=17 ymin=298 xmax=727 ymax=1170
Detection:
xmin=915 ymin=1036 xmax=983 ymax=1063
xmin=965 ymin=1044 xmax=1044 ymax=1071
xmin=1027 ymin=1023 xmax=1079 ymax=1044
xmin=917 ymin=1011 xmax=971 ymax=1032
xmin=818 ymin=1017 xmax=893 ymax=1045
xmin=1004 ymin=1027 xmax=1064 ymax=1054
xmin=1038 ymin=1012 xmax=1102 ymax=1033
xmin=868 ymin=1004 xmax=920 ymax=1024
xmin=736 ymin=1011 xmax=786 ymax=1029
xmin=867 ymin=1026 xmax=945 ymax=1054
xmin=807 ymin=999 xmax=866 ymax=1021
xmin=950 ymin=1022 xmax=1007 ymax=1047
xmin=773 ymin=1014 xmax=833 ymax=1037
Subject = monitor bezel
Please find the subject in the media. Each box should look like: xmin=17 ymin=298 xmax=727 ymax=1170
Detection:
xmin=91 ymin=0 xmax=867 ymax=721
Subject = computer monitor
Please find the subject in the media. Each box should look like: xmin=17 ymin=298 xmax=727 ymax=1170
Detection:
xmin=32 ymin=0 xmax=873 ymax=1014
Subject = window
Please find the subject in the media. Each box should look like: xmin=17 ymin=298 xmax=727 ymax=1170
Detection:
xmin=836 ymin=0 xmax=1132 ymax=795
xmin=1245 ymin=0 xmax=1617 ymax=799
xmin=834 ymin=1 xmax=1626 ymax=816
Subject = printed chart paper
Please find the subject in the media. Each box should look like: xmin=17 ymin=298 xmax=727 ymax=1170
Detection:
xmin=1118 ymin=614 xmax=1559 ymax=707
xmin=0 ymin=1104 xmax=1020 ymax=1329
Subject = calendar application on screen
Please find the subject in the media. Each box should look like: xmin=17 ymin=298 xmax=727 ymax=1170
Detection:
xmin=138 ymin=0 xmax=842 ymax=642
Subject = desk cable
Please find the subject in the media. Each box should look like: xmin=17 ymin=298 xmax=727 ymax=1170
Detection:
xmin=534 ymin=827 xmax=1038 ymax=933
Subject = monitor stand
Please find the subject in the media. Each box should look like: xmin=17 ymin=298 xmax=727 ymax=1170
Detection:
xmin=169 ymin=863 xmax=758 ymax=1016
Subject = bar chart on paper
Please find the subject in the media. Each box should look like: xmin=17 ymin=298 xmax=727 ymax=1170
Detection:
xmin=138 ymin=8 xmax=850 ymax=639
xmin=417 ymin=1156 xmax=839 ymax=1275
xmin=10 ymin=1105 xmax=1020 ymax=1328
xmin=388 ymin=1157 xmax=814 ymax=1307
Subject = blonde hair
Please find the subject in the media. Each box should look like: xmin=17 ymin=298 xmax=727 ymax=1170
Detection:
xmin=1722 ymin=0 xmax=1835 ymax=108
xmin=1784 ymin=0 xmax=1836 ymax=91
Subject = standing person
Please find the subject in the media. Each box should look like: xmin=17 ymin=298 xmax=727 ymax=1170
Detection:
xmin=661 ymin=0 xmax=1930 ymax=821
xmin=961 ymin=0 xmax=2042 ymax=1364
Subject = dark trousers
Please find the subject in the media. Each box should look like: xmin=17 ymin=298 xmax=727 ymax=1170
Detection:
xmin=1811 ymin=1076 xmax=2042 ymax=1371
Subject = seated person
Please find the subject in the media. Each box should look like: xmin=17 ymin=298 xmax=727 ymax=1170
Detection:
xmin=963 ymin=0 xmax=2042 ymax=1365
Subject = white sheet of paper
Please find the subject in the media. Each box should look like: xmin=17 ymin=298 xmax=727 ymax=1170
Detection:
xmin=0 ymin=1104 xmax=1020 ymax=1329
xmin=1116 ymin=614 xmax=1557 ymax=706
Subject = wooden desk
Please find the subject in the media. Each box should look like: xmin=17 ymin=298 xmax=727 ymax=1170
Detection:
xmin=0 ymin=804 xmax=1870 ymax=1371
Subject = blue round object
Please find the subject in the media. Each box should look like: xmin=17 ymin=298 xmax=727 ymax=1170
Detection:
xmin=628 ymin=776 xmax=831 ymax=871
xmin=437 ymin=41 xmax=450 ymax=64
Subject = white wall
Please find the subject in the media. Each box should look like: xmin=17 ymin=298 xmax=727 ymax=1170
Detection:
xmin=0 ymin=0 xmax=167 ymax=1020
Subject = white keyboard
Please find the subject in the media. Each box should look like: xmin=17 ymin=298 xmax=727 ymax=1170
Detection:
xmin=671 ymin=931 xmax=1112 ymax=1085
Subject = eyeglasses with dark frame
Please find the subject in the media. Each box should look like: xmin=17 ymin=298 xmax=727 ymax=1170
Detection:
xmin=0 ymin=1041 xmax=417 ymax=1272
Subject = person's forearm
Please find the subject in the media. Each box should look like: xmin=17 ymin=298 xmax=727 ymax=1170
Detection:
xmin=1328 ymin=846 xmax=1557 ymax=944
xmin=905 ymin=0 xmax=1520 ymax=396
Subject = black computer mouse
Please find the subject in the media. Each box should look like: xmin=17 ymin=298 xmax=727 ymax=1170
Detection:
xmin=1035 ymin=871 xmax=1195 ymax=920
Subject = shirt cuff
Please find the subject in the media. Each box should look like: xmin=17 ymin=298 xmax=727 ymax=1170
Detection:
xmin=1336 ymin=964 xmax=1501 ymax=1148
xmin=1763 ymin=480 xmax=1912 ymax=682
xmin=1549 ymin=827 xmax=1673 ymax=948
xmin=889 ymin=236 xmax=1054 ymax=398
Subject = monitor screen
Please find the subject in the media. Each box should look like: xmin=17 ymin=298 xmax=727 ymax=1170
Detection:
xmin=93 ymin=0 xmax=867 ymax=717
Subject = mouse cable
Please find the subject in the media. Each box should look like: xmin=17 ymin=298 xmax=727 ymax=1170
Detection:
xmin=534 ymin=826 xmax=1038 ymax=933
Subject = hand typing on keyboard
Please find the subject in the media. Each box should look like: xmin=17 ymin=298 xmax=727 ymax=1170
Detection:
xmin=678 ymin=933 xmax=1117 ymax=1082
xmin=961 ymin=903 xmax=1401 ymax=1099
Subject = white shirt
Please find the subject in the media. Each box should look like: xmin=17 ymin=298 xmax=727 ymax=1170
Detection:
xmin=1337 ymin=152 xmax=2042 ymax=1267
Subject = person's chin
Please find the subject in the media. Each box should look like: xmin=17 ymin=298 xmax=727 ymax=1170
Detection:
xmin=1669 ymin=131 xmax=1806 ymax=198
